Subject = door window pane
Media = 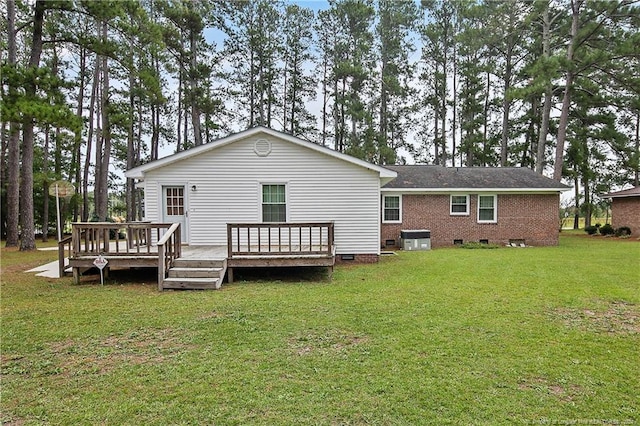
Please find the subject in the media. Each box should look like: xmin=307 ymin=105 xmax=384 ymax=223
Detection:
xmin=165 ymin=187 xmax=184 ymax=216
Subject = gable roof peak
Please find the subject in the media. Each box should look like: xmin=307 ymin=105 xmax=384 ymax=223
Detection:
xmin=125 ymin=127 xmax=396 ymax=180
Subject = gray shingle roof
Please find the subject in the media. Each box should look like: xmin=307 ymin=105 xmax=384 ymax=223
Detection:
xmin=382 ymin=165 xmax=570 ymax=190
xmin=602 ymin=186 xmax=640 ymax=198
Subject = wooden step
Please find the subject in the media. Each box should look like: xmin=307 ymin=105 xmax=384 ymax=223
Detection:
xmin=162 ymin=277 xmax=221 ymax=290
xmin=168 ymin=267 xmax=222 ymax=278
xmin=172 ymin=258 xmax=225 ymax=268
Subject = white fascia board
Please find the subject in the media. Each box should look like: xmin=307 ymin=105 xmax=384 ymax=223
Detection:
xmin=125 ymin=126 xmax=397 ymax=180
xmin=380 ymin=187 xmax=570 ymax=194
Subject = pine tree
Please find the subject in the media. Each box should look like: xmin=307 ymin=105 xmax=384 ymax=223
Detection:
xmin=375 ymin=0 xmax=419 ymax=164
xmin=282 ymin=4 xmax=317 ymax=140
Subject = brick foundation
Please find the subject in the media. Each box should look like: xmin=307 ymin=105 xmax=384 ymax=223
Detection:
xmin=381 ymin=193 xmax=561 ymax=248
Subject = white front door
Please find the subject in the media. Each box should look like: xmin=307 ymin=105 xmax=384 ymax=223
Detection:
xmin=162 ymin=185 xmax=188 ymax=243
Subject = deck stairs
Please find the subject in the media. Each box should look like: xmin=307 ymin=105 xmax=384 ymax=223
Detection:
xmin=162 ymin=258 xmax=227 ymax=290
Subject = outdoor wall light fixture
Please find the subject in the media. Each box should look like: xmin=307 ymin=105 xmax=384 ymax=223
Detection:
xmin=191 ymin=185 xmax=197 ymax=192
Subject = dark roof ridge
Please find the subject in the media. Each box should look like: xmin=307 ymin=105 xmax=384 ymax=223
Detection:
xmin=383 ymin=164 xmax=569 ymax=190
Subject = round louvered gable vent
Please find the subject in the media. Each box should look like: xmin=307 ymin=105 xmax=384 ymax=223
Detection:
xmin=254 ymin=139 xmax=272 ymax=157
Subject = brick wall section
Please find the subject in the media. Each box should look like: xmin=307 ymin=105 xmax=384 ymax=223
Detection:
xmin=611 ymin=197 xmax=640 ymax=234
xmin=381 ymin=193 xmax=561 ymax=248
xmin=334 ymin=253 xmax=379 ymax=264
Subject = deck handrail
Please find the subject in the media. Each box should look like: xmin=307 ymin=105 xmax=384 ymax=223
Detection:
xmin=70 ymin=222 xmax=174 ymax=257
xmin=227 ymin=222 xmax=334 ymax=258
xmin=157 ymin=223 xmax=181 ymax=291
xmin=58 ymin=235 xmax=73 ymax=277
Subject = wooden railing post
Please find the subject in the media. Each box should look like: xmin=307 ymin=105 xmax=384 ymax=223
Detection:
xmin=157 ymin=243 xmax=165 ymax=291
xmin=58 ymin=236 xmax=72 ymax=278
xmin=156 ymin=222 xmax=181 ymax=291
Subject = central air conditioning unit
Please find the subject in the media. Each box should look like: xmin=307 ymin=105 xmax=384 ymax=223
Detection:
xmin=401 ymin=229 xmax=431 ymax=251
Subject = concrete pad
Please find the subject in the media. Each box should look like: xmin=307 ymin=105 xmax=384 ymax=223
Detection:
xmin=25 ymin=259 xmax=67 ymax=278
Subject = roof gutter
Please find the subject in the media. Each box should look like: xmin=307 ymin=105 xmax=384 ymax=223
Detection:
xmin=381 ymin=187 xmax=571 ymax=194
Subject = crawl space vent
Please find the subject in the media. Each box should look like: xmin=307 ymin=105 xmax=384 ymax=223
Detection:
xmin=254 ymin=139 xmax=272 ymax=157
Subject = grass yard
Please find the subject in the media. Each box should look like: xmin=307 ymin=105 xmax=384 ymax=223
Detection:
xmin=1 ymin=234 xmax=639 ymax=425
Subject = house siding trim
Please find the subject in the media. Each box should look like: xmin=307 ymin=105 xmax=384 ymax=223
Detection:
xmin=382 ymin=188 xmax=565 ymax=194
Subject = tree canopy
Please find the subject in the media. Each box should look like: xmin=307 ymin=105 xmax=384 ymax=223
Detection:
xmin=2 ymin=0 xmax=639 ymax=247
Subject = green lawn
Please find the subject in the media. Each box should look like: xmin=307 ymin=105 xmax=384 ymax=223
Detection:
xmin=2 ymin=235 xmax=639 ymax=425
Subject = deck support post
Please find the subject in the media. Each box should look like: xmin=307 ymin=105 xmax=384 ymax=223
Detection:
xmin=228 ymin=267 xmax=234 ymax=284
xmin=72 ymin=267 xmax=80 ymax=285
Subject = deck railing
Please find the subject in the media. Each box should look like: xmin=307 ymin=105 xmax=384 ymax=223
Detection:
xmin=157 ymin=223 xmax=182 ymax=290
xmin=227 ymin=222 xmax=334 ymax=258
xmin=58 ymin=235 xmax=73 ymax=277
xmin=70 ymin=222 xmax=174 ymax=257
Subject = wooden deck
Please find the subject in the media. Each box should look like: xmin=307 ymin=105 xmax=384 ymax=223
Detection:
xmin=60 ymin=222 xmax=335 ymax=289
xmin=226 ymin=223 xmax=335 ymax=283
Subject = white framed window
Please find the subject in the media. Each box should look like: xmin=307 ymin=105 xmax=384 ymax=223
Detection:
xmin=382 ymin=195 xmax=402 ymax=223
xmin=262 ymin=184 xmax=286 ymax=222
xmin=450 ymin=194 xmax=469 ymax=215
xmin=477 ymin=194 xmax=497 ymax=223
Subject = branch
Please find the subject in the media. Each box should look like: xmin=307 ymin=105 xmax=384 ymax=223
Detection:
xmin=15 ymin=20 xmax=34 ymax=34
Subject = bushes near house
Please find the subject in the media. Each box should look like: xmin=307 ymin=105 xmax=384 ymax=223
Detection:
xmin=599 ymin=223 xmax=615 ymax=236
xmin=459 ymin=241 xmax=500 ymax=249
xmin=584 ymin=225 xmax=599 ymax=235
xmin=584 ymin=223 xmax=629 ymax=237
xmin=615 ymin=226 xmax=632 ymax=237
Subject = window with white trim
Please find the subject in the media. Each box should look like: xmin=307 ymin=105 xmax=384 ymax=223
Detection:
xmin=383 ymin=195 xmax=401 ymax=223
xmin=450 ymin=195 xmax=469 ymax=215
xmin=262 ymin=184 xmax=286 ymax=222
xmin=478 ymin=194 xmax=497 ymax=223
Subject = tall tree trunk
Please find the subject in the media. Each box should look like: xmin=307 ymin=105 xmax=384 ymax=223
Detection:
xmin=523 ymin=97 xmax=538 ymax=168
xmin=554 ymin=0 xmax=582 ymax=181
xmin=72 ymin=45 xmax=87 ymax=222
xmin=177 ymin=57 xmax=183 ymax=152
xmin=249 ymin=48 xmax=256 ymax=127
xmin=483 ymin=71 xmax=490 ymax=166
xmin=20 ymin=0 xmax=46 ymax=251
xmin=583 ymin=177 xmax=591 ymax=228
xmin=5 ymin=0 xmax=20 ymax=247
xmin=452 ymin=48 xmax=458 ymax=168
xmin=42 ymin=127 xmax=50 ymax=242
xmin=501 ymin=53 xmax=512 ymax=167
xmin=190 ymin=28 xmax=203 ymax=146
xmin=321 ymin=51 xmax=328 ymax=147
xmin=635 ymin=111 xmax=639 ymax=186
xmin=573 ymin=175 xmax=580 ymax=229
xmin=83 ymin=58 xmax=100 ymax=221
xmin=536 ymin=1 xmax=553 ymax=175
xmin=96 ymin=21 xmax=111 ymax=221
xmin=151 ymin=102 xmax=159 ymax=160
xmin=126 ymin=42 xmax=136 ymax=222
xmin=151 ymin=49 xmax=160 ymax=160
xmin=441 ymin=53 xmax=448 ymax=166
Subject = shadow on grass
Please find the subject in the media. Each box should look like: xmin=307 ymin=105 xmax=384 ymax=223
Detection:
xmin=231 ymin=266 xmax=331 ymax=283
xmin=74 ymin=267 xmax=158 ymax=286
xmin=74 ymin=266 xmax=331 ymax=287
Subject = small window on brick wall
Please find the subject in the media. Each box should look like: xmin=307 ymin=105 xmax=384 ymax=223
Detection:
xmin=477 ymin=195 xmax=497 ymax=223
xmin=450 ymin=195 xmax=469 ymax=215
xmin=382 ymin=195 xmax=401 ymax=223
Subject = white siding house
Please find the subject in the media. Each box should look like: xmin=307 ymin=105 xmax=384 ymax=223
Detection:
xmin=125 ymin=127 xmax=396 ymax=257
